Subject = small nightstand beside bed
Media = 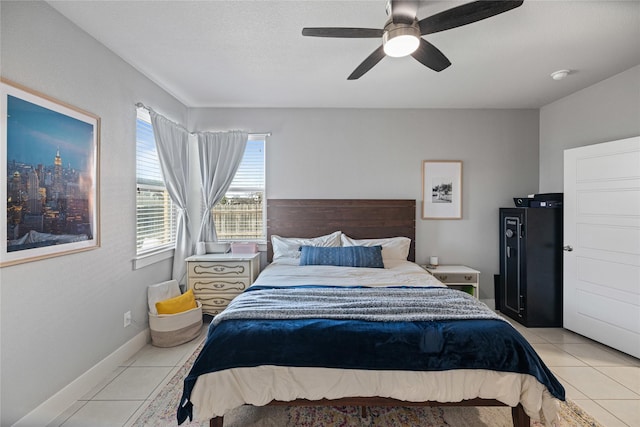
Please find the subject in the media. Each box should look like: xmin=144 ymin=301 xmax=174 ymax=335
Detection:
xmin=177 ymin=199 xmax=565 ymax=427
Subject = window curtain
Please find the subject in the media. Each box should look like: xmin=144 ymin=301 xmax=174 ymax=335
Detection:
xmin=197 ymin=130 xmax=248 ymax=242
xmin=149 ymin=111 xmax=191 ymax=285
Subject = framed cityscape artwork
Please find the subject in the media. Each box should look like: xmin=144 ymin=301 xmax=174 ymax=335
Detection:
xmin=422 ymin=160 xmax=462 ymax=219
xmin=1 ymin=78 xmax=100 ymax=267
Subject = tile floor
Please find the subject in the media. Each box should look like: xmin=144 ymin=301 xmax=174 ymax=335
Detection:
xmin=48 ymin=320 xmax=639 ymax=427
xmin=47 ymin=325 xmax=209 ymax=427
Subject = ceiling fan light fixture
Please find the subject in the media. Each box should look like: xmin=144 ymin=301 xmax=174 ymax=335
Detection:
xmin=383 ymin=34 xmax=419 ymax=57
xmin=383 ymin=22 xmax=420 ymax=57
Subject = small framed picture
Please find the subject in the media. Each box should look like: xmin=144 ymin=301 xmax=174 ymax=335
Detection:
xmin=1 ymin=78 xmax=100 ymax=267
xmin=422 ymin=160 xmax=462 ymax=220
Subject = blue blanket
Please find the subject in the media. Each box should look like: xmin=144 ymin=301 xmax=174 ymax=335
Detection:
xmin=177 ymin=286 xmax=565 ymax=424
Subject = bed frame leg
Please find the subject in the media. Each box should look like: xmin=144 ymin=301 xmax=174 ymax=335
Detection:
xmin=360 ymin=406 xmax=367 ymax=418
xmin=209 ymin=416 xmax=224 ymax=427
xmin=511 ymin=404 xmax=529 ymax=427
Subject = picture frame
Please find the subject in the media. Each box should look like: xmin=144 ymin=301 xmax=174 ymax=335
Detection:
xmin=1 ymin=78 xmax=100 ymax=267
xmin=422 ymin=160 xmax=462 ymax=219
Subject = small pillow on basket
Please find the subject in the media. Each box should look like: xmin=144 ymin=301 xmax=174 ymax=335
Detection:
xmin=155 ymin=289 xmax=197 ymax=315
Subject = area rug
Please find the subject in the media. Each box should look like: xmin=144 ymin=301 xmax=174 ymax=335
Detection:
xmin=132 ymin=342 xmax=603 ymax=427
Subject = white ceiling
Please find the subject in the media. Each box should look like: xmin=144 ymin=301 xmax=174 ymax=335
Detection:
xmin=47 ymin=0 xmax=640 ymax=109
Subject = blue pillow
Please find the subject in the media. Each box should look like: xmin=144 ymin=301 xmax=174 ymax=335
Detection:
xmin=299 ymin=245 xmax=384 ymax=268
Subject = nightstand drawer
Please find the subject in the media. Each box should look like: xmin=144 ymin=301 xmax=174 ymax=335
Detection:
xmin=196 ymin=293 xmax=238 ymax=315
xmin=189 ymin=261 xmax=251 ymax=278
xmin=432 ymin=273 xmax=477 ymax=284
xmin=189 ymin=277 xmax=250 ymax=293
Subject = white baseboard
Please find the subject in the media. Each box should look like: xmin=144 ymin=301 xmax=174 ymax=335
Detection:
xmin=13 ymin=328 xmax=150 ymax=427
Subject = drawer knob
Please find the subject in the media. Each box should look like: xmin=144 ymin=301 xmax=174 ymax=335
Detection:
xmin=464 ymin=275 xmax=473 ymax=281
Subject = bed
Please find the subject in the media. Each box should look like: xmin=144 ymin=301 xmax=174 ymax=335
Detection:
xmin=177 ymin=199 xmax=565 ymax=427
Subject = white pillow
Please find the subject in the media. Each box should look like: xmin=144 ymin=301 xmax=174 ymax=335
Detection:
xmin=271 ymin=231 xmax=341 ymax=261
xmin=147 ymin=279 xmax=181 ymax=315
xmin=340 ymin=234 xmax=411 ymax=264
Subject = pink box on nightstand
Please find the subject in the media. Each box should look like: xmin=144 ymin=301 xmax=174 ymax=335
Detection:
xmin=231 ymin=242 xmax=258 ymax=254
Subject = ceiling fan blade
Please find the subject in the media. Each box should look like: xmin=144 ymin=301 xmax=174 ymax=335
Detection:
xmin=419 ymin=1 xmax=524 ymax=35
xmin=390 ymin=0 xmax=419 ymax=24
xmin=302 ymin=27 xmax=384 ymax=38
xmin=348 ymin=45 xmax=386 ymax=80
xmin=411 ymin=39 xmax=451 ymax=72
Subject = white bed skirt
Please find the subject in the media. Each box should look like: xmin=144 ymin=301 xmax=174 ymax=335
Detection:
xmin=189 ymin=366 xmax=560 ymax=426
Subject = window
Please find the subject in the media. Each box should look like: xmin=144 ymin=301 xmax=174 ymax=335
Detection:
xmin=212 ymin=136 xmax=266 ymax=241
xmin=136 ymin=109 xmax=177 ymax=255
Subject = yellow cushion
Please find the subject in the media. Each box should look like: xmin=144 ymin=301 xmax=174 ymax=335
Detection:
xmin=155 ymin=289 xmax=197 ymax=315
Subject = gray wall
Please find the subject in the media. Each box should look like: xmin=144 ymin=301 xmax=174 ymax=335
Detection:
xmin=189 ymin=108 xmax=540 ymax=300
xmin=0 ymin=2 xmax=187 ymax=425
xmin=539 ymin=65 xmax=640 ymax=192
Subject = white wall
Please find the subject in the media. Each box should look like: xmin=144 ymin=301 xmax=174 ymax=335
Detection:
xmin=539 ymin=65 xmax=640 ymax=192
xmin=189 ymin=108 xmax=540 ymax=301
xmin=0 ymin=2 xmax=186 ymax=425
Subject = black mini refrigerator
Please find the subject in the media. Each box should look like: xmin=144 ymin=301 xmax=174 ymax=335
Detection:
xmin=499 ymin=207 xmax=563 ymax=327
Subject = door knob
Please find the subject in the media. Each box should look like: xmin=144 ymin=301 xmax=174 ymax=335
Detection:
xmin=563 ymin=245 xmax=573 ymax=252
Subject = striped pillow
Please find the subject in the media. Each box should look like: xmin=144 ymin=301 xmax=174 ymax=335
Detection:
xmin=299 ymin=245 xmax=384 ymax=268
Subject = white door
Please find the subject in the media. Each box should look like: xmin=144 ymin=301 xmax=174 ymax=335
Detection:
xmin=564 ymin=136 xmax=640 ymax=358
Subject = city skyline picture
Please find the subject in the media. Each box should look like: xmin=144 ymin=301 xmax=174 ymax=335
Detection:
xmin=1 ymin=79 xmax=100 ymax=267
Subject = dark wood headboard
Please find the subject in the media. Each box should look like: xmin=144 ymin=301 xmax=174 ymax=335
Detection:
xmin=266 ymin=199 xmax=416 ymax=262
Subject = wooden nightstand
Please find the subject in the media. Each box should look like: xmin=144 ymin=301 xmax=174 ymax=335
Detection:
xmin=422 ymin=265 xmax=480 ymax=299
xmin=185 ymin=253 xmax=260 ymax=316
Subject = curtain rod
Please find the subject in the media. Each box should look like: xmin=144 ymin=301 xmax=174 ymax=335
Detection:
xmin=136 ymin=102 xmax=271 ymax=137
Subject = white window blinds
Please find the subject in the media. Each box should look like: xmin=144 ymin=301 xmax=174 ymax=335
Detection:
xmin=136 ymin=109 xmax=177 ymax=254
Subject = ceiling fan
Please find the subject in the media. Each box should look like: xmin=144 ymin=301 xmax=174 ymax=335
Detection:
xmin=302 ymin=0 xmax=524 ymax=80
